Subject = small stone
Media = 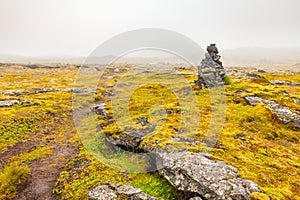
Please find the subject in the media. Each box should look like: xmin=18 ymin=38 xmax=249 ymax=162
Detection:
xmin=234 ymin=133 xmax=246 ymax=141
xmin=91 ymin=103 xmax=107 ymax=116
xmin=294 ymin=99 xmax=300 ymax=104
xmin=279 ymin=91 xmax=289 ymax=96
xmin=114 ymin=68 xmax=121 ymax=72
xmin=32 ymin=88 xmax=48 ymax=93
xmin=103 ymin=76 xmax=114 ymax=79
xmin=258 ymin=70 xmax=267 ymax=73
xmin=270 ymin=80 xmax=286 ymax=85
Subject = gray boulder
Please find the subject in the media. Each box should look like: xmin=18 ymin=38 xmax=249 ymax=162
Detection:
xmin=158 ymin=151 xmax=260 ymax=200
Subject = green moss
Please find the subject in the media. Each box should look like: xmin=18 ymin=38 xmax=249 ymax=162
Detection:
xmin=54 ymin=147 xmax=178 ymax=199
xmin=224 ymin=75 xmax=232 ymax=85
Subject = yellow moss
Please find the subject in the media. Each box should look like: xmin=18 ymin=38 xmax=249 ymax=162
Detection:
xmin=1 ymin=65 xmax=300 ymax=200
xmin=9 ymin=146 xmax=53 ymax=165
xmin=0 ymin=165 xmax=30 ymax=199
xmin=250 ymin=192 xmax=270 ymax=200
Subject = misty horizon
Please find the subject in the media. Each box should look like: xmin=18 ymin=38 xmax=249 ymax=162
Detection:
xmin=1 ymin=0 xmax=300 ymax=58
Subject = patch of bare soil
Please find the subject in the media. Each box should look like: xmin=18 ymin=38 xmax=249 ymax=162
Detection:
xmin=15 ymin=141 xmax=78 ymax=200
xmin=0 ymin=138 xmax=43 ymax=168
xmin=1 ymin=116 xmax=79 ymax=200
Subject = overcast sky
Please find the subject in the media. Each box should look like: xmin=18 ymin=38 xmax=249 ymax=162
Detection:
xmin=0 ymin=0 xmax=300 ymax=57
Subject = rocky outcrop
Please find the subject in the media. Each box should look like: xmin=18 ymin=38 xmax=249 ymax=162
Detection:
xmin=88 ymin=184 xmax=157 ymax=200
xmin=102 ymin=131 xmax=263 ymax=199
xmin=244 ymin=96 xmax=300 ymax=128
xmin=158 ymin=151 xmax=260 ymax=200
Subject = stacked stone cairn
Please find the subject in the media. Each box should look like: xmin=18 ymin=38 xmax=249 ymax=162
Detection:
xmin=196 ymin=44 xmax=226 ymax=88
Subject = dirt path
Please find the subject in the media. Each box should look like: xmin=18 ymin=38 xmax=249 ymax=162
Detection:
xmin=0 ymin=115 xmax=79 ymax=200
xmin=0 ymin=138 xmax=43 ymax=168
xmin=15 ymin=142 xmax=78 ymax=200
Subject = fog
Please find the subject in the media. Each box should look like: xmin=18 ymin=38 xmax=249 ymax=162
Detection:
xmin=0 ymin=0 xmax=300 ymax=57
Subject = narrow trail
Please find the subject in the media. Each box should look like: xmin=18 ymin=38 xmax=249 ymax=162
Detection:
xmin=1 ymin=114 xmax=80 ymax=200
xmin=15 ymin=142 xmax=78 ymax=200
xmin=0 ymin=138 xmax=43 ymax=168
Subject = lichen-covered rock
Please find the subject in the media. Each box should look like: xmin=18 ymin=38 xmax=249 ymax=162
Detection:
xmin=88 ymin=185 xmax=117 ymax=200
xmin=88 ymin=184 xmax=157 ymax=200
xmin=158 ymin=151 xmax=261 ymax=200
xmin=244 ymin=96 xmax=300 ymax=128
xmin=270 ymin=80 xmax=300 ymax=86
xmin=70 ymin=88 xmax=97 ymax=93
xmin=189 ymin=197 xmax=203 ymax=200
xmin=0 ymin=100 xmax=19 ymax=107
xmin=31 ymin=88 xmax=60 ymax=93
xmin=4 ymin=90 xmax=23 ymax=96
xmin=105 ymin=123 xmax=156 ymax=151
xmin=116 ymin=185 xmax=156 ymax=200
xmin=137 ymin=116 xmax=149 ymax=126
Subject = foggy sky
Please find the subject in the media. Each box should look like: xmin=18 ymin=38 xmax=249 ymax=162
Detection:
xmin=0 ymin=0 xmax=300 ymax=57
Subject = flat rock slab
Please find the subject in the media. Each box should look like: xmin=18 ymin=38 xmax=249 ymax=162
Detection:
xmin=88 ymin=185 xmax=117 ymax=200
xmin=0 ymin=100 xmax=19 ymax=107
xmin=88 ymin=184 xmax=157 ymax=200
xmin=3 ymin=90 xmax=24 ymax=96
xmin=270 ymin=80 xmax=300 ymax=86
xmin=31 ymin=88 xmax=60 ymax=93
xmin=158 ymin=151 xmax=260 ymax=200
xmin=244 ymin=96 xmax=300 ymax=128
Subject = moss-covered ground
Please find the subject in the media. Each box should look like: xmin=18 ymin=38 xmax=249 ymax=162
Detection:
xmin=0 ymin=64 xmax=299 ymax=199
